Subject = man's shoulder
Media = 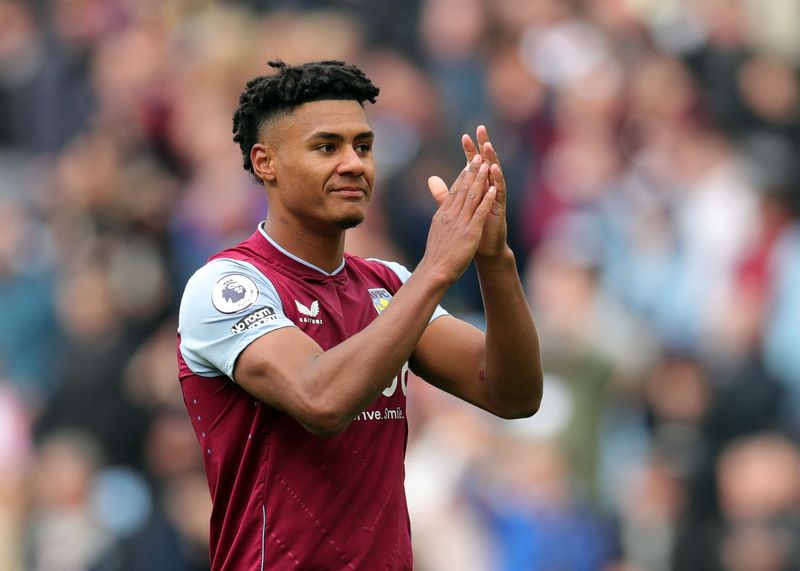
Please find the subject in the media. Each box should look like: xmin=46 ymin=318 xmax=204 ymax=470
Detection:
xmin=180 ymin=233 xmax=280 ymax=310
xmin=354 ymin=256 xmax=413 ymax=282
xmin=208 ymin=232 xmax=264 ymax=265
xmin=345 ymin=253 xmax=403 ymax=270
xmin=179 ymin=258 xmax=269 ymax=319
xmin=190 ymin=230 xmax=293 ymax=288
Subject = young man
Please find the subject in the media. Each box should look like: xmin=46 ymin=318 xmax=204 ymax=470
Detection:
xmin=177 ymin=60 xmax=542 ymax=570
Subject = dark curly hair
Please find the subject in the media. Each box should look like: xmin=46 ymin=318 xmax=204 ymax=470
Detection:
xmin=232 ymin=60 xmax=380 ymax=177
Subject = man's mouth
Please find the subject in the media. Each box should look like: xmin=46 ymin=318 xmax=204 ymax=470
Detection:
xmin=330 ymin=186 xmax=367 ymax=198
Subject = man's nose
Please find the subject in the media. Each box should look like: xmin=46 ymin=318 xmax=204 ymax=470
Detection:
xmin=337 ymin=146 xmax=365 ymax=176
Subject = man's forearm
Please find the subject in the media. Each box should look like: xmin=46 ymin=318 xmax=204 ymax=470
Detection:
xmin=304 ymin=266 xmax=449 ymax=428
xmin=475 ymin=249 xmax=543 ymax=415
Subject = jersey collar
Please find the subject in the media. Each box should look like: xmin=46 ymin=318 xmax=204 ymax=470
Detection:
xmin=257 ymin=223 xmax=346 ymax=277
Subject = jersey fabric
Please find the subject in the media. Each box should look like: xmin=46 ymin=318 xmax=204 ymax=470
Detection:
xmin=177 ymin=224 xmax=447 ymax=571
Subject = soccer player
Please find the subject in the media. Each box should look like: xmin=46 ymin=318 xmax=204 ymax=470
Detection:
xmin=177 ymin=60 xmax=543 ymax=570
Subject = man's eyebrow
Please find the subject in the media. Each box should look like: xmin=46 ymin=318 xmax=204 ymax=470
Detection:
xmin=309 ymin=131 xmax=375 ymax=141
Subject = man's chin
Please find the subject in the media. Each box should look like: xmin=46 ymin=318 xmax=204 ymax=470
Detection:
xmin=335 ymin=215 xmax=364 ymax=230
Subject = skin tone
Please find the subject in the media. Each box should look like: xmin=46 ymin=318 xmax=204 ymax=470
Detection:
xmin=236 ymin=99 xmax=543 ymax=436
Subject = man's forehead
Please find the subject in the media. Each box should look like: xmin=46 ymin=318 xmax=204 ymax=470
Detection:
xmin=267 ymin=100 xmax=371 ymax=141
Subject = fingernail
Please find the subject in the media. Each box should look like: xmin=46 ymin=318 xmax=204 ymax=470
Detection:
xmin=472 ymin=155 xmax=481 ymax=165
xmin=480 ymin=163 xmax=488 ymax=173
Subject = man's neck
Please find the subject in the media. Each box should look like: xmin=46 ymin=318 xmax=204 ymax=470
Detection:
xmin=263 ymin=217 xmax=346 ymax=274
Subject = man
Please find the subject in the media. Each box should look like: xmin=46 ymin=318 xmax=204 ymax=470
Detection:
xmin=177 ymin=60 xmax=542 ymax=570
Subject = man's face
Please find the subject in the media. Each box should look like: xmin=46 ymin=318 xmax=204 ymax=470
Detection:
xmin=262 ymin=100 xmax=376 ymax=232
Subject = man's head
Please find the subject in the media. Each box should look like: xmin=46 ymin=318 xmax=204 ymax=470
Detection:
xmin=233 ymin=60 xmax=380 ymax=231
xmin=233 ymin=60 xmax=379 ymax=177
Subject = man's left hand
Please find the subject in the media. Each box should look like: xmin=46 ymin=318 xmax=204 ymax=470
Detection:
xmin=429 ymin=125 xmax=509 ymax=259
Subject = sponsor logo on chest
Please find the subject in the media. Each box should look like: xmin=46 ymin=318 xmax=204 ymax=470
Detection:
xmin=354 ymin=362 xmax=409 ymax=422
xmin=295 ymin=299 xmax=323 ymax=325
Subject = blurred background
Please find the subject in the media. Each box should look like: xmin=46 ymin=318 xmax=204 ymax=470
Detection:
xmin=1 ymin=0 xmax=800 ymax=569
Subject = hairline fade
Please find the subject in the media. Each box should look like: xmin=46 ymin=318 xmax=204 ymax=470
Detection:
xmin=232 ymin=60 xmax=380 ymax=177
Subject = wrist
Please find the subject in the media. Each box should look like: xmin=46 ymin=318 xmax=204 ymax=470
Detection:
xmin=415 ymin=257 xmax=459 ymax=290
xmin=475 ymin=246 xmax=515 ymax=268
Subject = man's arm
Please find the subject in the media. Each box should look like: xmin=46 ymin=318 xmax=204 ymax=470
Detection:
xmin=410 ymin=251 xmax=543 ymax=418
xmin=417 ymin=126 xmax=543 ymax=418
xmin=234 ymin=158 xmax=496 ymax=437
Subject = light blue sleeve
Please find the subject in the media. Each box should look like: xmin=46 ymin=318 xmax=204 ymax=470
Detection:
xmin=367 ymin=258 xmax=450 ymax=323
xmin=178 ymin=258 xmax=296 ymax=379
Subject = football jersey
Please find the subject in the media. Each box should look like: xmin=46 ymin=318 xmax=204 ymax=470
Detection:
xmin=177 ymin=223 xmax=447 ymax=570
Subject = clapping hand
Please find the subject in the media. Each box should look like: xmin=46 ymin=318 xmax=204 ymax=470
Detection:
xmin=428 ymin=125 xmax=509 ymax=259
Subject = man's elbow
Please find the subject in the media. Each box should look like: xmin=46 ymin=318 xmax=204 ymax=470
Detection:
xmin=496 ymin=397 xmax=541 ymax=420
xmin=492 ymin=374 xmax=543 ymax=419
xmin=296 ymin=397 xmax=354 ymax=438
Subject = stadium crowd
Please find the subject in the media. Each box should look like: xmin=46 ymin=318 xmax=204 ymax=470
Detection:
xmin=1 ymin=0 xmax=800 ymax=569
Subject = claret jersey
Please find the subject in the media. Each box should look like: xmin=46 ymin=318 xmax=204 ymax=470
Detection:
xmin=177 ymin=223 xmax=447 ymax=570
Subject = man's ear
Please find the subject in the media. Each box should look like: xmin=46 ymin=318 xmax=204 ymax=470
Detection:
xmin=251 ymin=143 xmax=276 ymax=182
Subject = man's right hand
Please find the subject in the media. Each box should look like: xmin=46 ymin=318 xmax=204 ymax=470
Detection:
xmin=418 ymin=154 xmax=496 ymax=286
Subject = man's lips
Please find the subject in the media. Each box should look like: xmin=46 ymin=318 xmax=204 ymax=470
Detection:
xmin=330 ymin=186 xmax=367 ymax=198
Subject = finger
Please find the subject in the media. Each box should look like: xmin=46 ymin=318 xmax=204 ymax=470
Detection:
xmin=490 ymin=162 xmax=507 ymax=207
xmin=462 ymin=134 xmax=478 ymax=164
xmin=428 ymin=176 xmax=449 ymax=206
xmin=460 ymin=161 xmax=490 ymax=218
xmin=470 ymin=185 xmax=497 ymax=230
xmin=480 ymin=140 xmax=504 ymax=188
xmin=476 ymin=125 xmax=490 ymax=156
xmin=452 ymin=154 xmax=483 ymax=209
xmin=481 ymin=140 xmax=497 ymax=188
xmin=436 ymin=159 xmax=472 ymax=208
xmin=483 ymin=140 xmax=500 ymax=165
xmin=477 ymin=128 xmax=499 ymax=189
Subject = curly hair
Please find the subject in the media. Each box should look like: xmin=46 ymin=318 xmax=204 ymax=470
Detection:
xmin=232 ymin=60 xmax=380 ymax=176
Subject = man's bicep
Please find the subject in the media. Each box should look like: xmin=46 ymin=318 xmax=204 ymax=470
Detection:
xmin=411 ymin=315 xmax=495 ymax=412
xmin=233 ymin=327 xmax=325 ymax=418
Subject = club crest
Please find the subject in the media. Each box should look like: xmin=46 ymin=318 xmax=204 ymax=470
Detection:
xmin=369 ymin=288 xmax=393 ymax=314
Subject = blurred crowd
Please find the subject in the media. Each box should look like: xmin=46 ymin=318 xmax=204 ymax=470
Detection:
xmin=1 ymin=0 xmax=800 ymax=569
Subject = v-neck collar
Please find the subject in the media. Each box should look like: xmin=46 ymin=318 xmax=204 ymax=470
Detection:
xmin=255 ymin=223 xmax=347 ymax=282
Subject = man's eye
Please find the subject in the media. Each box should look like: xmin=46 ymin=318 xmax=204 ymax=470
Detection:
xmin=317 ymin=144 xmax=336 ymax=152
xmin=356 ymin=144 xmax=372 ymax=153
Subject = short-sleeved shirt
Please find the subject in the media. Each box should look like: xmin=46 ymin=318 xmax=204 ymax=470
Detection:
xmin=177 ymin=224 xmax=447 ymax=571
